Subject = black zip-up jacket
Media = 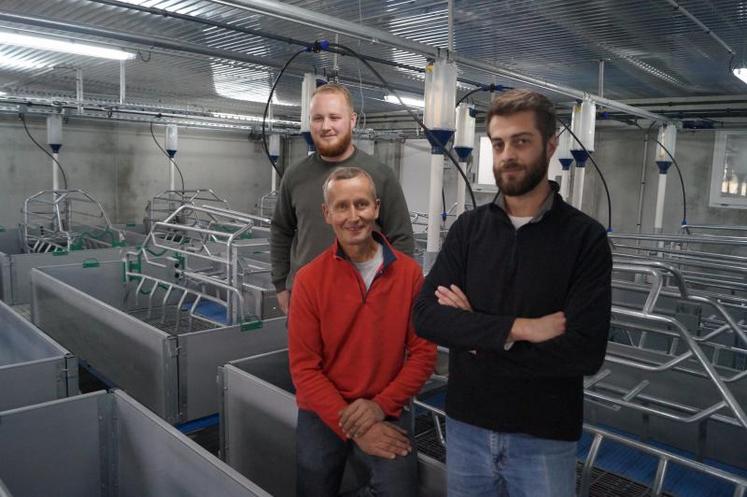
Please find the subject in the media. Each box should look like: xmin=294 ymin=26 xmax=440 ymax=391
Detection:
xmin=413 ymin=185 xmax=612 ymax=441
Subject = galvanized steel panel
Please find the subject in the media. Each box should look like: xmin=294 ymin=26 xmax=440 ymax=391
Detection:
xmin=0 ymin=391 xmax=106 ymax=497
xmin=114 ymin=390 xmax=272 ymax=497
xmin=222 ymin=351 xmax=298 ymax=497
xmin=31 ymin=263 xmax=176 ymax=420
xmin=0 ymin=389 xmax=271 ymax=497
xmin=222 ymin=349 xmax=447 ymax=497
xmin=0 ymin=299 xmax=77 ymax=410
xmin=179 ymin=316 xmax=288 ymax=420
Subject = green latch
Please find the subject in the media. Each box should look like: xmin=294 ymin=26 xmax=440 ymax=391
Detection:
xmin=173 ymin=252 xmax=185 ymax=269
xmin=82 ymin=258 xmax=100 ymax=269
xmin=126 ymin=223 xmax=137 ymax=227
xmin=52 ymin=249 xmax=69 ymax=256
xmin=240 ymin=319 xmax=263 ymax=332
xmin=0 ymin=225 xmax=5 ymax=233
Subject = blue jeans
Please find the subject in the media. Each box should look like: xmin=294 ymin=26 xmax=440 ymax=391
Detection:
xmin=446 ymin=416 xmax=577 ymax=497
xmin=296 ymin=409 xmax=418 ymax=497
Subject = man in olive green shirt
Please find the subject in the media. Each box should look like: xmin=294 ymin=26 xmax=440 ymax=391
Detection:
xmin=271 ymin=83 xmax=414 ymax=313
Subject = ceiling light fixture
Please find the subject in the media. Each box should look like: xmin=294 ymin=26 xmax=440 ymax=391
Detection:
xmin=0 ymin=32 xmax=135 ymax=60
xmin=733 ymin=67 xmax=747 ymax=85
xmin=384 ymin=94 xmax=424 ymax=108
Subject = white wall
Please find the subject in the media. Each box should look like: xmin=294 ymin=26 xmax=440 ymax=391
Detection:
xmin=0 ymin=116 xmax=274 ymax=227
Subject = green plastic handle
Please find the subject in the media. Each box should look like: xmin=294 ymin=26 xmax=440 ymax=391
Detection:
xmin=240 ymin=319 xmax=263 ymax=332
xmin=82 ymin=258 xmax=100 ymax=268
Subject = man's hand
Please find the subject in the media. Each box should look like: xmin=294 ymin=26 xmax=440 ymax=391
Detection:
xmin=352 ymin=421 xmax=412 ymax=459
xmin=435 ymin=285 xmax=472 ymax=312
xmin=510 ymin=312 xmax=566 ymax=343
xmin=436 ymin=284 xmax=476 ymax=353
xmin=437 ymin=284 xmax=565 ymax=346
xmin=277 ymin=289 xmax=290 ymax=315
xmin=339 ymin=399 xmax=385 ymax=438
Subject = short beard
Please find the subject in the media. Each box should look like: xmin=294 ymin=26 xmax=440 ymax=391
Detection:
xmin=315 ymin=129 xmax=353 ymax=157
xmin=494 ymin=150 xmax=549 ymax=196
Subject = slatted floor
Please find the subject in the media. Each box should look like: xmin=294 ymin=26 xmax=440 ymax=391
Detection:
xmin=126 ymin=305 xmax=217 ymax=335
xmin=413 ymin=413 xmax=673 ymax=497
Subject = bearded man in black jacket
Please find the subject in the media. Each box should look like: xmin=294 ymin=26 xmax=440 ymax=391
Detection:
xmin=413 ymin=89 xmax=612 ymax=497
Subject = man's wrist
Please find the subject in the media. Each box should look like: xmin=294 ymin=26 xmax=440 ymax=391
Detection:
xmin=508 ymin=318 xmax=528 ymax=343
xmin=371 ymin=396 xmax=391 ymax=417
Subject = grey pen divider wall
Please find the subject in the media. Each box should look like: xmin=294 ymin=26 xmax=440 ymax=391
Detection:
xmin=0 ymin=226 xmax=146 ymax=305
xmin=219 ymin=348 xmax=447 ymax=497
xmin=31 ymin=260 xmax=288 ymax=424
xmin=0 ymin=390 xmax=272 ymax=497
xmin=0 ymin=298 xmax=78 ymax=411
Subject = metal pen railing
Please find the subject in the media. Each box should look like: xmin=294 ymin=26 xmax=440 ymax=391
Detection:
xmin=412 ymin=399 xmax=747 ymax=497
xmin=146 ymin=189 xmax=230 ymax=229
xmin=258 ymin=190 xmax=278 ymax=221
xmin=21 ymin=189 xmax=125 ymax=254
xmin=125 ymin=204 xmax=269 ymax=329
xmin=603 ymin=262 xmax=747 ymax=430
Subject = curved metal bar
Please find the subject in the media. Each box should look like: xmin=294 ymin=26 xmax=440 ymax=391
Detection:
xmin=689 ymin=294 xmax=747 ymax=347
xmin=613 ymin=308 xmax=747 ymax=429
xmin=22 ymin=189 xmax=122 ymax=253
xmin=586 ymin=388 xmax=729 ymax=424
xmin=614 ymin=260 xmax=690 ymax=298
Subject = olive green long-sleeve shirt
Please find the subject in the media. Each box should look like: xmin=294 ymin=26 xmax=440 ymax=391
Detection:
xmin=271 ymin=148 xmax=414 ymax=292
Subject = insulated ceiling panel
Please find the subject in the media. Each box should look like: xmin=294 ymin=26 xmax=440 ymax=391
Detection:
xmin=0 ymin=0 xmax=744 ymax=120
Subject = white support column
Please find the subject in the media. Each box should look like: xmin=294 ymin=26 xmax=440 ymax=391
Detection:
xmin=572 ymin=167 xmax=586 ymax=210
xmin=52 ymin=152 xmax=60 ymax=191
xmin=169 ymin=158 xmax=176 ymax=191
xmin=119 ymin=60 xmax=126 ymax=104
xmin=654 ymin=173 xmax=668 ymax=234
xmin=456 ymin=162 xmax=466 ymax=217
xmin=47 ymin=114 xmax=63 ymax=191
xmin=560 ymin=168 xmax=571 ymax=201
xmin=427 ymin=154 xmax=444 ymax=257
xmin=75 ymin=68 xmax=83 ymax=114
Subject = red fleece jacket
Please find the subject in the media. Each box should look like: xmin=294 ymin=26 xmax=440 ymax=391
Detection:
xmin=288 ymin=234 xmax=437 ymax=439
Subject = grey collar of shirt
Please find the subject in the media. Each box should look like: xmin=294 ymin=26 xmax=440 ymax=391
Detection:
xmin=493 ymin=181 xmax=557 ymax=225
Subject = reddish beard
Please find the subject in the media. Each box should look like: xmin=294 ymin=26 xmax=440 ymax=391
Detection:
xmin=314 ymin=129 xmax=353 ymax=157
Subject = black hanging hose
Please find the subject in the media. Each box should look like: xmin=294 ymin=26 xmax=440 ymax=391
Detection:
xmin=150 ymin=120 xmax=185 ymax=191
xmin=20 ymin=113 xmax=69 ymax=190
xmin=261 ymin=46 xmax=313 ymax=179
xmin=327 ymin=41 xmax=478 ymax=210
xmin=557 ymin=118 xmax=613 ymax=232
xmin=636 ymin=121 xmax=688 ymax=230
xmin=455 ymin=83 xmax=511 ymax=107
xmin=260 ymin=40 xmax=478 ymax=209
xmin=654 ymin=140 xmax=689 ymax=232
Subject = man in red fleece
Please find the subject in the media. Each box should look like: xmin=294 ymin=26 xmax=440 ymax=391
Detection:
xmin=289 ymin=166 xmax=437 ymax=497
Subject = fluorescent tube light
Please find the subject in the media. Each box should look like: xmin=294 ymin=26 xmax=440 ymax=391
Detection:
xmin=734 ymin=67 xmax=747 ymax=84
xmin=0 ymin=32 xmax=135 ymax=60
xmin=384 ymin=94 xmax=425 ymax=108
